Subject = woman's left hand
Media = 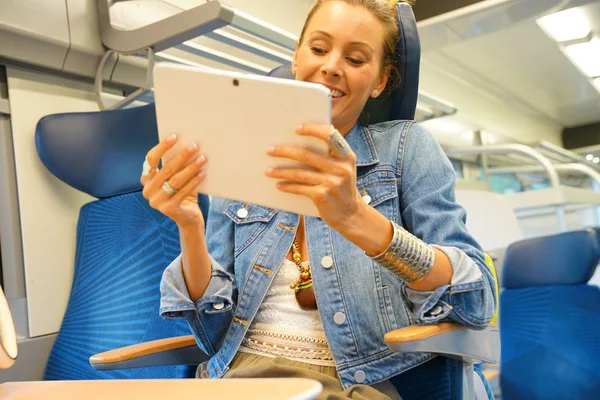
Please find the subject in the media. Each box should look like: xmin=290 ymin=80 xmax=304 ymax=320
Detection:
xmin=265 ymin=123 xmax=365 ymax=230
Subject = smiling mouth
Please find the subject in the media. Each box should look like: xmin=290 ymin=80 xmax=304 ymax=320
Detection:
xmin=330 ymin=89 xmax=346 ymax=99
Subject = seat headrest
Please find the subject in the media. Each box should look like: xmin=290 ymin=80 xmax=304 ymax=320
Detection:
xmin=503 ymin=229 xmax=600 ymax=289
xmin=269 ymin=2 xmax=420 ymax=123
xmin=35 ymin=104 xmax=158 ymax=198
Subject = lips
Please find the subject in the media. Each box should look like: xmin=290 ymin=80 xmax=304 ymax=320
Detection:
xmin=317 ymin=83 xmax=347 ymax=98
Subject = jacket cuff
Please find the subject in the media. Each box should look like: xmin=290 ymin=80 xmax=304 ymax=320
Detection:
xmin=404 ymin=246 xmax=489 ymax=326
xmin=159 ymin=254 xmax=234 ymax=319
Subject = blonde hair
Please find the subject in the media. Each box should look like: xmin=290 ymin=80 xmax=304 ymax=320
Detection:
xmin=298 ymin=0 xmax=413 ymax=93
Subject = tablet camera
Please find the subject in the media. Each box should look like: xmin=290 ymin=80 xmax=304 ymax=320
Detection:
xmin=233 ymin=79 xmax=239 ymax=86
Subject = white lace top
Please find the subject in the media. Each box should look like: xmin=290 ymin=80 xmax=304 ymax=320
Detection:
xmin=238 ymin=259 xmax=336 ymax=366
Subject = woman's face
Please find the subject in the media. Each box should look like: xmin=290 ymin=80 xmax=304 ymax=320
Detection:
xmin=294 ymin=1 xmax=390 ymax=134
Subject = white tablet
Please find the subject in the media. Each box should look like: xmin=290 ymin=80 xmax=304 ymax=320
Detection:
xmin=153 ymin=63 xmax=331 ymax=217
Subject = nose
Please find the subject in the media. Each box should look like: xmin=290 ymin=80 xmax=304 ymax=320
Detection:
xmin=320 ymin=52 xmax=344 ymax=79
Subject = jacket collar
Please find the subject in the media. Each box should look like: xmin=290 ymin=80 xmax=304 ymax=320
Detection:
xmin=345 ymin=122 xmax=379 ymax=167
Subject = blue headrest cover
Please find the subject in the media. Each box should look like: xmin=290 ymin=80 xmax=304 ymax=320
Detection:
xmin=503 ymin=229 xmax=600 ymax=289
xmin=35 ymin=104 xmax=158 ymax=199
xmin=269 ymin=3 xmax=420 ymax=123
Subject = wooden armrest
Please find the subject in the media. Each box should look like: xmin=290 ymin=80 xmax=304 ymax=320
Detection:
xmin=0 ymin=286 xmax=18 ymax=369
xmin=90 ymin=335 xmax=196 ymax=365
xmin=483 ymin=369 xmax=500 ymax=382
xmin=384 ymin=323 xmax=499 ymax=364
xmin=384 ymin=323 xmax=497 ymax=344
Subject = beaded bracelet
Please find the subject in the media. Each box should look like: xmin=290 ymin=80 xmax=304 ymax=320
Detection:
xmin=370 ymin=221 xmax=435 ymax=283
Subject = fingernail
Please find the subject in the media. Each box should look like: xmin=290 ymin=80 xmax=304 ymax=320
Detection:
xmin=198 ymin=170 xmax=206 ymax=178
xmin=295 ymin=125 xmax=302 ymax=133
xmin=166 ymin=134 xmax=177 ymax=143
xmin=196 ymin=154 xmax=205 ymax=164
xmin=187 ymin=142 xmax=198 ymax=151
xmin=265 ymin=167 xmax=273 ymax=175
xmin=266 ymin=146 xmax=275 ymax=153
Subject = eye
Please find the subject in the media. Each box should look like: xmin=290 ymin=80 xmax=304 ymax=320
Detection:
xmin=310 ymin=46 xmax=327 ymax=55
xmin=347 ymin=57 xmax=365 ymax=66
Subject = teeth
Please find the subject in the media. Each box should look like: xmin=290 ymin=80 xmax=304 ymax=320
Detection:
xmin=330 ymin=89 xmax=344 ymax=98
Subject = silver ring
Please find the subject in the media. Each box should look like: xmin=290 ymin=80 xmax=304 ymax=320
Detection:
xmin=328 ymin=128 xmax=351 ymax=157
xmin=162 ymin=181 xmax=178 ymax=195
xmin=141 ymin=157 xmax=154 ymax=177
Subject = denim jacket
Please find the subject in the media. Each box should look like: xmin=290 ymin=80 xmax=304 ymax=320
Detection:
xmin=159 ymin=120 xmax=497 ymax=388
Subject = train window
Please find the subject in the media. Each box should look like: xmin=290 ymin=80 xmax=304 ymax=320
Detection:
xmin=489 ymin=174 xmax=522 ymax=194
xmin=519 ymin=174 xmax=551 ymax=191
xmin=449 ymin=158 xmax=463 ymax=178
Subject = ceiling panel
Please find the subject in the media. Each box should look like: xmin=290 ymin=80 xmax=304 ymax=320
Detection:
xmin=439 ymin=22 xmax=600 ymax=126
xmin=417 ymin=0 xmax=572 ymax=52
xmin=420 ymin=0 xmax=600 ymax=128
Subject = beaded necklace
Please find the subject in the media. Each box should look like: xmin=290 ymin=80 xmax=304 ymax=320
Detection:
xmin=289 ymin=239 xmax=317 ymax=310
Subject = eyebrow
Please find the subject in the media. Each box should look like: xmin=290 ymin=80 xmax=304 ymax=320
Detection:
xmin=310 ymin=30 xmax=374 ymax=51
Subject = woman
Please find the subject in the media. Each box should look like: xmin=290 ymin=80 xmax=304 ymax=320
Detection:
xmin=141 ymin=0 xmax=497 ymax=398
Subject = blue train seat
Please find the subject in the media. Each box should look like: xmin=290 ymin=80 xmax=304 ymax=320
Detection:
xmin=500 ymin=229 xmax=600 ymax=399
xmin=35 ymin=103 xmax=210 ymax=380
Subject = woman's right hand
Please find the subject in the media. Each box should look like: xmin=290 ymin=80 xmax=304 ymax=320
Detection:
xmin=141 ymin=134 xmax=208 ymax=228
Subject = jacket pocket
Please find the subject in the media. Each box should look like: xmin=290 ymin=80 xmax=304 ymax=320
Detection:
xmin=224 ymin=202 xmax=277 ymax=256
xmin=357 ymin=169 xmax=398 ymax=221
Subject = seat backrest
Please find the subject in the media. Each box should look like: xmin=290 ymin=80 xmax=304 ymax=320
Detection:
xmin=455 ymin=190 xmax=523 ymax=253
xmin=455 ymin=189 xmax=523 ymax=292
xmin=500 ymin=229 xmax=600 ymax=398
xmin=36 ymin=103 xmax=209 ymax=380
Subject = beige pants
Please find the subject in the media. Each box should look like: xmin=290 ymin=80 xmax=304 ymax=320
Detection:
xmin=197 ymin=352 xmax=402 ymax=400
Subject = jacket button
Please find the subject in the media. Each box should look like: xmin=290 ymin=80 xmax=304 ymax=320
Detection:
xmin=321 ymin=256 xmax=333 ymax=269
xmin=213 ymin=302 xmax=225 ymax=310
xmin=354 ymin=370 xmax=366 ymax=383
xmin=430 ymin=305 xmax=443 ymax=316
xmin=236 ymin=208 xmax=248 ymax=218
xmin=334 ymin=312 xmax=346 ymax=325
xmin=362 ymin=195 xmax=372 ymax=205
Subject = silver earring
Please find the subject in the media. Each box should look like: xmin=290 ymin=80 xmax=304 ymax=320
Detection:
xmin=372 ymin=89 xmax=379 ymax=97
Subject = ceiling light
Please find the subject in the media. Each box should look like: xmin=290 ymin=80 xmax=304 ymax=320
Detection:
xmin=593 ymin=77 xmax=600 ymax=93
xmin=587 ymin=154 xmax=594 ymax=161
xmin=537 ymin=8 xmax=591 ymax=42
xmin=564 ymin=37 xmax=600 ymax=77
xmin=594 ymin=157 xmax=600 ymax=164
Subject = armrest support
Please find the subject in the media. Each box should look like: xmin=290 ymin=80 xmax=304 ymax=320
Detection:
xmin=384 ymin=323 xmax=499 ymax=364
xmin=483 ymin=369 xmax=500 ymax=382
xmin=89 ymin=335 xmax=209 ymax=370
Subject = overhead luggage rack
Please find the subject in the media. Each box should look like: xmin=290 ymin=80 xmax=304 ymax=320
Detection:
xmin=95 ymin=0 xmax=457 ymax=119
xmin=97 ymin=1 xmax=296 ymax=57
xmin=95 ymin=0 xmax=297 ymax=109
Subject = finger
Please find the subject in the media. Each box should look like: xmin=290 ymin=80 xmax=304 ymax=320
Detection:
xmin=149 ymin=154 xmax=207 ymax=207
xmin=295 ymin=123 xmax=332 ymax=142
xmin=275 ymin=181 xmax=314 ymax=198
xmin=266 ymin=145 xmax=341 ymax=173
xmin=265 ymin=166 xmax=326 ymax=186
xmin=140 ymin=167 xmax=158 ymax=186
xmin=146 ymin=133 xmax=178 ymax=170
xmin=296 ymin=124 xmax=355 ymax=161
xmin=170 ymin=170 xmax=207 ymax=204
xmin=147 ymin=182 xmax=173 ymax=210
xmin=148 ymin=142 xmax=200 ymax=193
xmin=168 ymin=154 xmax=207 ymax=190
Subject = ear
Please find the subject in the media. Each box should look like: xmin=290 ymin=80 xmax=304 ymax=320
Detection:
xmin=292 ymin=41 xmax=300 ymax=75
xmin=372 ymin=65 xmax=391 ymax=98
